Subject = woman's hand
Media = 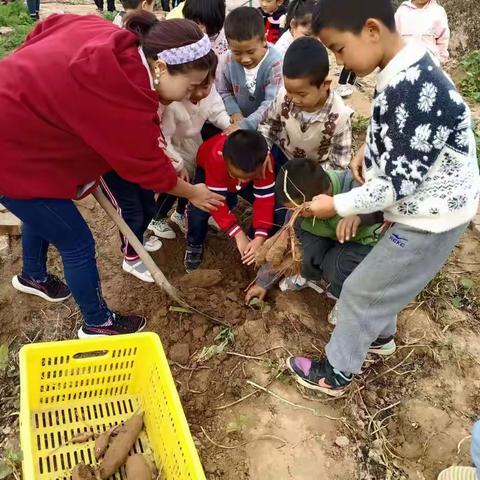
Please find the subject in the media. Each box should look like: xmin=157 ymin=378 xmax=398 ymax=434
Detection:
xmin=245 ymin=284 xmax=267 ymax=304
xmin=336 ymin=215 xmax=361 ymax=243
xmin=178 ymin=167 xmax=190 ymax=182
xmin=189 ymin=183 xmax=224 ymax=212
xmin=350 ymin=144 xmax=366 ymax=184
xmin=223 ymin=123 xmax=240 ymax=136
xmin=306 ymin=194 xmax=336 ymax=219
xmin=241 ymin=237 xmax=265 ymax=265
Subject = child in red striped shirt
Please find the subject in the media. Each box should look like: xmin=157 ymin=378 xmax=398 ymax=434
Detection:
xmin=185 ymin=130 xmax=275 ymax=272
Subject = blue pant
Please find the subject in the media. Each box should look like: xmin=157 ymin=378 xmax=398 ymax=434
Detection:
xmin=473 ymin=420 xmax=480 ymax=477
xmin=26 ymin=0 xmax=40 ymax=16
xmin=0 ymin=195 xmax=111 ymax=326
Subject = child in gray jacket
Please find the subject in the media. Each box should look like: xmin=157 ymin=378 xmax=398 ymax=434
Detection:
xmin=217 ymin=7 xmax=283 ymax=132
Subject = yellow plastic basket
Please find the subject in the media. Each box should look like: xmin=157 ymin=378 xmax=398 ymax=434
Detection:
xmin=19 ymin=332 xmax=206 ymax=480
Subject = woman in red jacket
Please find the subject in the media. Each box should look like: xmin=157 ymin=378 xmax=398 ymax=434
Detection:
xmin=0 ymin=12 xmax=223 ymax=337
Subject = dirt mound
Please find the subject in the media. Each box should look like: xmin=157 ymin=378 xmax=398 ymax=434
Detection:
xmin=178 ymin=269 xmax=223 ymax=288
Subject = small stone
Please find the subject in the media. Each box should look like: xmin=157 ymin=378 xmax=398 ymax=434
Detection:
xmin=168 ymin=343 xmax=190 ymax=364
xmin=0 ymin=27 xmax=14 ymax=36
xmin=335 ymin=435 xmax=350 ymax=447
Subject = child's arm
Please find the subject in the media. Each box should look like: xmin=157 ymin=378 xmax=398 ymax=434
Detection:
xmin=239 ymin=59 xmax=283 ymax=131
xmin=160 ymin=105 xmax=185 ymax=173
xmin=252 ymin=165 xmax=276 ymax=238
xmin=330 ymin=116 xmax=353 ymax=169
xmin=435 ymin=8 xmax=450 ymax=63
xmin=257 ymin=90 xmax=283 ymax=150
xmin=245 ymin=264 xmax=277 ymax=304
xmin=206 ymin=86 xmax=232 ymax=131
xmin=216 ymin=53 xmax=243 ymax=117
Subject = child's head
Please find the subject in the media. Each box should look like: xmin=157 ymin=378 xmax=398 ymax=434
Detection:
xmin=283 ymin=37 xmax=330 ymax=112
xmin=125 ymin=12 xmax=216 ymax=102
xmin=275 ymin=159 xmax=331 ymax=208
xmin=412 ymin=0 xmax=431 ymax=7
xmin=224 ymin=7 xmax=267 ymax=69
xmin=120 ymin=0 xmax=154 ymax=12
xmin=260 ymin=0 xmax=284 ymax=15
xmin=223 ymin=130 xmax=269 ymax=181
xmin=183 ymin=0 xmax=226 ymax=37
xmin=285 ymin=0 xmax=316 ymax=38
xmin=312 ymin=0 xmax=397 ymax=77
xmin=189 ymin=53 xmax=218 ymax=103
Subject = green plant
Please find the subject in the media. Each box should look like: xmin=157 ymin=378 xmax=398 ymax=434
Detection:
xmin=102 ymin=11 xmax=117 ymax=21
xmin=0 ymin=449 xmax=22 ymax=479
xmin=460 ymin=50 xmax=480 ymax=103
xmin=196 ymin=327 xmax=234 ymax=362
xmin=0 ymin=1 xmax=34 ymax=59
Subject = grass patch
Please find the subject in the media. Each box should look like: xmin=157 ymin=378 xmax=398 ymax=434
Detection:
xmin=0 ymin=1 xmax=34 ymax=59
xmin=460 ymin=50 xmax=480 ymax=103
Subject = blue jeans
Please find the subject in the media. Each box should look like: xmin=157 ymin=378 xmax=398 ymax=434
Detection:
xmin=473 ymin=420 xmax=480 ymax=477
xmin=0 ymin=195 xmax=111 ymax=326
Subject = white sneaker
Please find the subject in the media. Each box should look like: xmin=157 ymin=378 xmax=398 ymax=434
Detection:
xmin=327 ymin=304 xmax=338 ymax=325
xmin=170 ymin=211 xmax=186 ymax=234
xmin=208 ymin=216 xmax=220 ymax=231
xmin=122 ymin=259 xmax=154 ymax=283
xmin=337 ymin=84 xmax=354 ymax=97
xmin=279 ymin=275 xmax=308 ymax=291
xmin=144 ymin=235 xmax=162 ymax=252
xmin=148 ymin=218 xmax=176 ymax=239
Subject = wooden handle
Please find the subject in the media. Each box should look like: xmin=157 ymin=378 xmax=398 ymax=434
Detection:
xmin=92 ymin=187 xmax=181 ymax=302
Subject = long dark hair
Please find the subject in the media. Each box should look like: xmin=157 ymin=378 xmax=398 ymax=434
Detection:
xmin=124 ymin=11 xmax=216 ymax=74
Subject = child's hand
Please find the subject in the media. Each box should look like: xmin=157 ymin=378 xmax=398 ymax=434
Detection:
xmin=241 ymin=237 xmax=265 ymax=265
xmin=306 ymin=194 xmax=336 ymax=219
xmin=261 ymin=154 xmax=274 ymax=179
xmin=230 ymin=112 xmax=244 ymax=124
xmin=223 ymin=123 xmax=241 ymax=136
xmin=235 ymin=231 xmax=250 ymax=258
xmin=245 ymin=284 xmax=267 ymax=304
xmin=350 ymin=145 xmax=365 ymax=184
xmin=178 ymin=167 xmax=190 ymax=182
xmin=336 ymin=215 xmax=361 ymax=243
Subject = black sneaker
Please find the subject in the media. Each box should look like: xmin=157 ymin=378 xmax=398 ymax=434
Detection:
xmin=77 ymin=313 xmax=147 ymax=338
xmin=184 ymin=244 xmax=203 ymax=273
xmin=286 ymin=356 xmax=352 ymax=397
xmin=12 ymin=274 xmax=71 ymax=303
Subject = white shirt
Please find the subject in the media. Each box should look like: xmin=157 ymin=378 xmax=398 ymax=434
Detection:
xmin=244 ymin=54 xmax=267 ymax=94
xmin=275 ymin=30 xmax=294 ymax=57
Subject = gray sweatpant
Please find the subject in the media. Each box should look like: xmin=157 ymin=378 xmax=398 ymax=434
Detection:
xmin=326 ymin=222 xmax=468 ymax=374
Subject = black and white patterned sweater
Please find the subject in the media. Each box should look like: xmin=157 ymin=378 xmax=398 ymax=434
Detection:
xmin=334 ymin=44 xmax=480 ymax=233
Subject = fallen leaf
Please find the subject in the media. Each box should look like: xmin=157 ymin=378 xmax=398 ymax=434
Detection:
xmin=0 ymin=344 xmax=9 ymax=376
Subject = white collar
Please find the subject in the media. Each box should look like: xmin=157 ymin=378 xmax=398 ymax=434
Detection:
xmin=376 ymin=43 xmax=427 ymax=93
xmin=138 ymin=47 xmax=155 ymax=91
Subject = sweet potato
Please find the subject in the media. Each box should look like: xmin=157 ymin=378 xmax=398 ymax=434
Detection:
xmin=72 ymin=463 xmax=95 ymax=480
xmin=265 ymin=230 xmax=289 ymax=266
xmin=98 ymin=413 xmax=144 ymax=479
xmin=126 ymin=454 xmax=152 ymax=480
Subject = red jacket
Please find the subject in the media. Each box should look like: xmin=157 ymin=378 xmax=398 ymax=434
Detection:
xmin=196 ymin=134 xmax=275 ymax=239
xmin=0 ymin=14 xmax=177 ymax=200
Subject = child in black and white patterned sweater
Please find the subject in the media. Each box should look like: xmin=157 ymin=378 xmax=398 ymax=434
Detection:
xmin=282 ymin=0 xmax=480 ymax=398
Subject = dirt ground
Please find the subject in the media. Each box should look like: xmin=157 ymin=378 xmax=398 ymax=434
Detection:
xmin=1 ymin=3 xmax=480 ymax=480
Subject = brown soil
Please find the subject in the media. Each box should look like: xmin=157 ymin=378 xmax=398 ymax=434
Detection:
xmin=1 ymin=4 xmax=480 ymax=479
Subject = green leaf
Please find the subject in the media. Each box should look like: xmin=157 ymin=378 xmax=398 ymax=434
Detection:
xmin=0 ymin=344 xmax=9 ymax=376
xmin=0 ymin=461 xmax=12 ymax=480
xmin=451 ymin=297 xmax=463 ymax=309
xmin=169 ymin=306 xmax=193 ymax=314
xmin=460 ymin=277 xmax=474 ymax=291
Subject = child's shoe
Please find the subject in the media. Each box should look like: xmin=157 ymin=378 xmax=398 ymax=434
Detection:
xmin=149 ymin=218 xmax=176 ymax=239
xmin=78 ymin=312 xmax=147 ymax=338
xmin=144 ymin=235 xmax=162 ymax=252
xmin=122 ymin=259 xmax=154 ymax=283
xmin=170 ymin=211 xmax=186 ymax=234
xmin=286 ymin=356 xmax=352 ymax=397
xmin=184 ymin=244 xmax=204 ymax=272
xmin=327 ymin=304 xmax=338 ymax=325
xmin=12 ymin=273 xmax=71 ymax=302
xmin=337 ymin=84 xmax=354 ymax=97
xmin=437 ymin=466 xmax=478 ymax=480
xmin=368 ymin=335 xmax=397 ymax=356
xmin=279 ymin=274 xmax=308 ymax=291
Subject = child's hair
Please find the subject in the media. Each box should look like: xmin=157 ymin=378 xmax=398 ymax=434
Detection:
xmin=275 ymin=159 xmax=330 ymax=205
xmin=223 ymin=130 xmax=268 ymax=173
xmin=125 ymin=12 xmax=216 ymax=75
xmin=285 ymin=0 xmax=316 ymax=31
xmin=283 ymin=37 xmax=329 ymax=86
xmin=183 ymin=0 xmax=226 ymax=37
xmin=224 ymin=7 xmax=265 ymax=42
xmin=312 ymin=0 xmax=396 ymax=35
xmin=120 ymin=0 xmax=152 ymax=10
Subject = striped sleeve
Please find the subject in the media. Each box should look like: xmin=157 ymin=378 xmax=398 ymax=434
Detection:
xmin=252 ymin=164 xmax=275 ymax=237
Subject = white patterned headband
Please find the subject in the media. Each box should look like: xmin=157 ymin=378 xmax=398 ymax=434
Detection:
xmin=157 ymin=34 xmax=211 ymax=65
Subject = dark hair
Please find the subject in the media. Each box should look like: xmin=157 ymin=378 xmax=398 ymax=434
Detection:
xmin=285 ymin=0 xmax=316 ymax=30
xmin=124 ymin=12 xmax=217 ymax=74
xmin=223 ymin=130 xmax=268 ymax=174
xmin=283 ymin=37 xmax=329 ymax=86
xmin=224 ymin=7 xmax=265 ymax=42
xmin=183 ymin=0 xmax=226 ymax=37
xmin=312 ymin=0 xmax=396 ymax=35
xmin=120 ymin=0 xmax=152 ymax=10
xmin=275 ymin=159 xmax=330 ymax=205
